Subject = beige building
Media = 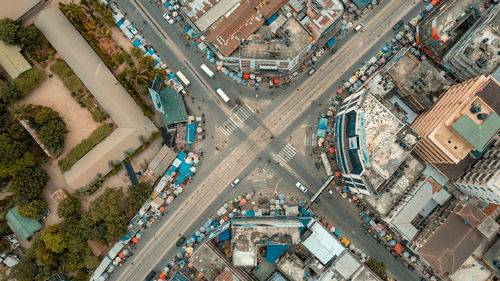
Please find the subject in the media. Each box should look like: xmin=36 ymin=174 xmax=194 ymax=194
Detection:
xmin=1 ymin=0 xmax=44 ymax=21
xmin=412 ymin=75 xmax=500 ymax=164
xmin=0 ymin=41 xmax=32 ymax=80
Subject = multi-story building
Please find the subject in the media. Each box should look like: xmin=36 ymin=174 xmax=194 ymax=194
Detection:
xmin=443 ymin=4 xmax=500 ymax=81
xmin=182 ymin=0 xmax=343 ymax=73
xmin=412 ymin=75 xmax=500 ymax=164
xmin=335 ymin=89 xmax=419 ymax=195
xmin=454 ymin=136 xmax=500 ymax=204
xmin=416 ymin=0 xmax=487 ymax=63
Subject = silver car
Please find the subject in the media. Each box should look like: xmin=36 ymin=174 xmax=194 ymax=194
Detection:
xmin=296 ymin=182 xmax=308 ymax=193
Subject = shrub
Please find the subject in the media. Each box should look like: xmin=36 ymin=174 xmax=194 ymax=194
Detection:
xmin=117 ymin=73 xmax=154 ymax=117
xmin=366 ymin=257 xmax=387 ymax=279
xmin=113 ymin=53 xmax=124 ymax=65
xmin=58 ymin=124 xmax=112 ymax=171
xmin=50 ymin=59 xmax=83 ymax=93
xmin=91 ymin=109 xmax=107 ymax=122
xmin=122 ymin=52 xmax=133 ymax=66
xmin=13 ymin=68 xmax=46 ymax=96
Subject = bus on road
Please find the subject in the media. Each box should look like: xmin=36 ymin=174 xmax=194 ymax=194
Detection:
xmin=216 ymin=88 xmax=230 ymax=103
xmin=176 ymin=71 xmax=191 ymax=87
xmin=200 ymin=64 xmax=215 ymax=78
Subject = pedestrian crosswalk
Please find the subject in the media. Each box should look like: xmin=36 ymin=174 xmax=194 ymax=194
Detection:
xmin=218 ymin=117 xmax=239 ymax=137
xmin=304 ymin=132 xmax=316 ymax=147
xmin=252 ymin=179 xmax=267 ymax=189
xmin=232 ymin=103 xmax=254 ymax=123
xmin=276 ymin=144 xmax=297 ymax=163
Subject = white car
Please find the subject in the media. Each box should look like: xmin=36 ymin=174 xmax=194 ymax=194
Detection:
xmin=163 ymin=13 xmax=174 ymax=24
xmin=296 ymin=182 xmax=308 ymax=193
xmin=231 ymin=178 xmax=240 ymax=187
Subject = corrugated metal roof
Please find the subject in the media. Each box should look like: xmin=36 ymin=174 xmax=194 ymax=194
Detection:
xmin=302 ymin=221 xmax=344 ymax=264
xmin=5 ymin=207 xmax=42 ymax=240
xmin=0 ymin=41 xmax=32 ymax=79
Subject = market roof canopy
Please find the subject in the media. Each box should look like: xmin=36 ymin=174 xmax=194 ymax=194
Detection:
xmin=302 ymin=221 xmax=344 ymax=264
xmin=159 ymin=86 xmax=188 ymax=126
xmin=5 ymin=207 xmax=42 ymax=240
xmin=452 ymin=112 xmax=500 ymax=152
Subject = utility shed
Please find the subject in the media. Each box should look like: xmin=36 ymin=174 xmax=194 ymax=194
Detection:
xmin=0 ymin=41 xmax=32 ymax=79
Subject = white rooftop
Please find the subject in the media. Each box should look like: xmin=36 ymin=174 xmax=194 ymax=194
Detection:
xmin=303 ymin=220 xmax=344 ymax=265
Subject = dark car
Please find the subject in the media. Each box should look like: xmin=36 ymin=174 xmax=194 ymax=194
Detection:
xmin=145 ymin=271 xmax=155 ymax=281
xmin=393 ymin=20 xmax=404 ymax=31
xmin=314 ymin=162 xmax=321 ymax=169
xmin=176 ymin=236 xmax=186 ymax=247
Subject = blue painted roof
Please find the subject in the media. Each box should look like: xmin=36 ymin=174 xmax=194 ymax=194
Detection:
xmin=219 ymin=229 xmax=231 ymax=241
xmin=266 ymin=244 xmax=289 ymax=263
xmin=186 ymin=123 xmax=196 ymax=144
xmin=133 ymin=38 xmax=141 ymax=47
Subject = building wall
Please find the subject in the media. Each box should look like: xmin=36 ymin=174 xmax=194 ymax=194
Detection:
xmin=412 ymin=76 xmax=487 ymax=164
xmin=454 ymin=137 xmax=500 ymax=204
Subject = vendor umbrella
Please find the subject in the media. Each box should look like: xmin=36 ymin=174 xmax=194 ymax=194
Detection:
xmin=243 ymin=73 xmax=250 ymax=79
xmin=159 ymin=274 xmax=166 ymax=280
xmin=119 ymin=252 xmax=125 ymax=259
xmin=273 ymin=78 xmax=280 ymax=84
xmin=132 ymin=237 xmax=139 ymax=243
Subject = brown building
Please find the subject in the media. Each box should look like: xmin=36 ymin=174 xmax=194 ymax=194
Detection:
xmin=412 ymin=75 xmax=500 ymax=164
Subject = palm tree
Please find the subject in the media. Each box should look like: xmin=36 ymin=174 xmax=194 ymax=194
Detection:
xmin=59 ymin=2 xmax=86 ymax=23
xmin=124 ymin=67 xmax=150 ymax=88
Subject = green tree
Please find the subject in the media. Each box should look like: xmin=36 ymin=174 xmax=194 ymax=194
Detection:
xmin=130 ymin=47 xmax=142 ymax=59
xmin=37 ymin=119 xmax=67 ymax=155
xmin=59 ymin=2 xmax=86 ymax=23
xmin=124 ymin=66 xmax=150 ymax=88
xmin=18 ymin=199 xmax=46 ymax=218
xmin=33 ymin=237 xmax=58 ymax=266
xmin=42 ymin=225 xmax=67 ymax=254
xmin=17 ymin=25 xmax=41 ymax=51
xmin=0 ymin=18 xmax=20 ymax=44
xmin=366 ymin=257 xmax=387 ymax=279
xmin=89 ymin=188 xmax=124 ymax=222
xmin=57 ymin=195 xmax=80 ymax=218
xmin=0 ymin=82 xmax=21 ymax=104
xmin=0 ymin=134 xmax=35 ymax=178
xmin=34 ymin=106 xmax=60 ymax=125
xmin=10 ymin=257 xmax=38 ymax=281
xmin=63 ymin=251 xmax=84 ymax=272
xmin=83 ymin=253 xmax=99 ymax=269
xmin=105 ymin=214 xmax=127 ymax=242
xmin=10 ymin=167 xmax=49 ymax=205
xmin=73 ymin=270 xmax=89 ymax=281
xmin=13 ymin=68 xmax=46 ymax=96
xmin=127 ymin=182 xmax=153 ymax=216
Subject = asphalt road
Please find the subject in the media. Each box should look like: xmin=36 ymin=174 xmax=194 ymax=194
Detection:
xmin=110 ymin=0 xmax=427 ymax=280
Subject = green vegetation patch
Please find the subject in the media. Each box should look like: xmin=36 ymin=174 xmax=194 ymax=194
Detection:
xmin=50 ymin=59 xmax=83 ymax=93
xmin=13 ymin=68 xmax=46 ymax=97
xmin=58 ymin=124 xmax=112 ymax=171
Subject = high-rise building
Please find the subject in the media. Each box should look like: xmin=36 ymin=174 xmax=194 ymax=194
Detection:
xmin=454 ymin=137 xmax=500 ymax=204
xmin=412 ymin=75 xmax=500 ymax=164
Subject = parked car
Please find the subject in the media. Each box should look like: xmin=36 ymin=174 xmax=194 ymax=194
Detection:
xmin=163 ymin=13 xmax=174 ymax=24
xmin=308 ymin=67 xmax=317 ymax=75
xmin=176 ymin=236 xmax=186 ymax=247
xmin=231 ymin=178 xmax=240 ymax=187
xmin=354 ymin=23 xmax=363 ymax=32
xmin=145 ymin=271 xmax=155 ymax=281
xmin=314 ymin=162 xmax=321 ymax=169
xmin=295 ymin=182 xmax=308 ymax=193
xmin=393 ymin=20 xmax=404 ymax=31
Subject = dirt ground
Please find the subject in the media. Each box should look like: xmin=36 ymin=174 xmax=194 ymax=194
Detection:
xmin=110 ymin=26 xmax=134 ymax=52
xmin=17 ymin=65 xmax=102 ymax=160
xmin=80 ymin=137 xmax=163 ymax=211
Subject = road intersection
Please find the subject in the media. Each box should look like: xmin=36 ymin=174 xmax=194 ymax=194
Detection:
xmin=110 ymin=0 xmax=427 ymax=280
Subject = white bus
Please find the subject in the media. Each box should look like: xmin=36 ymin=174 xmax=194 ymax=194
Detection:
xmin=216 ymin=88 xmax=230 ymax=103
xmin=200 ymin=64 xmax=215 ymax=78
xmin=176 ymin=71 xmax=191 ymax=87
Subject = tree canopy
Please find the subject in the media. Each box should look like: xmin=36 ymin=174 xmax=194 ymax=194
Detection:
xmin=10 ymin=166 xmax=49 ymax=205
xmin=366 ymin=257 xmax=387 ymax=279
xmin=0 ymin=18 xmax=20 ymax=44
xmin=127 ymin=182 xmax=153 ymax=216
xmin=18 ymin=199 xmax=46 ymax=219
xmin=57 ymin=195 xmax=80 ymax=218
xmin=0 ymin=133 xmax=35 ymax=178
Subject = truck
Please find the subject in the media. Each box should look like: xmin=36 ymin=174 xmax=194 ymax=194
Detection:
xmin=200 ymin=64 xmax=215 ymax=78
xmin=215 ymin=88 xmax=230 ymax=103
xmin=176 ymin=71 xmax=191 ymax=87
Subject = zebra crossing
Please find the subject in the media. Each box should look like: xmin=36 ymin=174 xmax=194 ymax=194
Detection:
xmin=218 ymin=117 xmax=239 ymax=137
xmin=276 ymin=144 xmax=298 ymax=163
xmin=232 ymin=103 xmax=254 ymax=123
xmin=252 ymin=179 xmax=268 ymax=189
xmin=304 ymin=131 xmax=316 ymax=147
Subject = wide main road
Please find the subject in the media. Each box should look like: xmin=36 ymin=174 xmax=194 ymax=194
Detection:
xmin=113 ymin=1 xmax=424 ymax=280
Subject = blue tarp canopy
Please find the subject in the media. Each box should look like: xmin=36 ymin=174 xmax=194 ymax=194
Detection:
xmin=147 ymin=48 xmax=155 ymax=55
xmin=116 ymin=19 xmax=124 ymax=27
xmin=267 ymin=13 xmax=279 ymax=24
xmin=219 ymin=230 xmax=231 ymax=242
xmin=166 ymin=151 xmax=186 ymax=176
xmin=352 ymin=0 xmax=371 ymax=8
xmin=266 ymin=245 xmax=289 ymax=263
xmin=133 ymin=38 xmax=141 ymax=47
xmin=317 ymin=117 xmax=328 ymax=138
xmin=245 ymin=210 xmax=255 ymax=216
xmin=186 ymin=123 xmax=195 ymax=144
xmin=326 ymin=37 xmax=337 ymax=47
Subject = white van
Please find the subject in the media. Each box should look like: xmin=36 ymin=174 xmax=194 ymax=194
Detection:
xmin=354 ymin=23 xmax=363 ymax=32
